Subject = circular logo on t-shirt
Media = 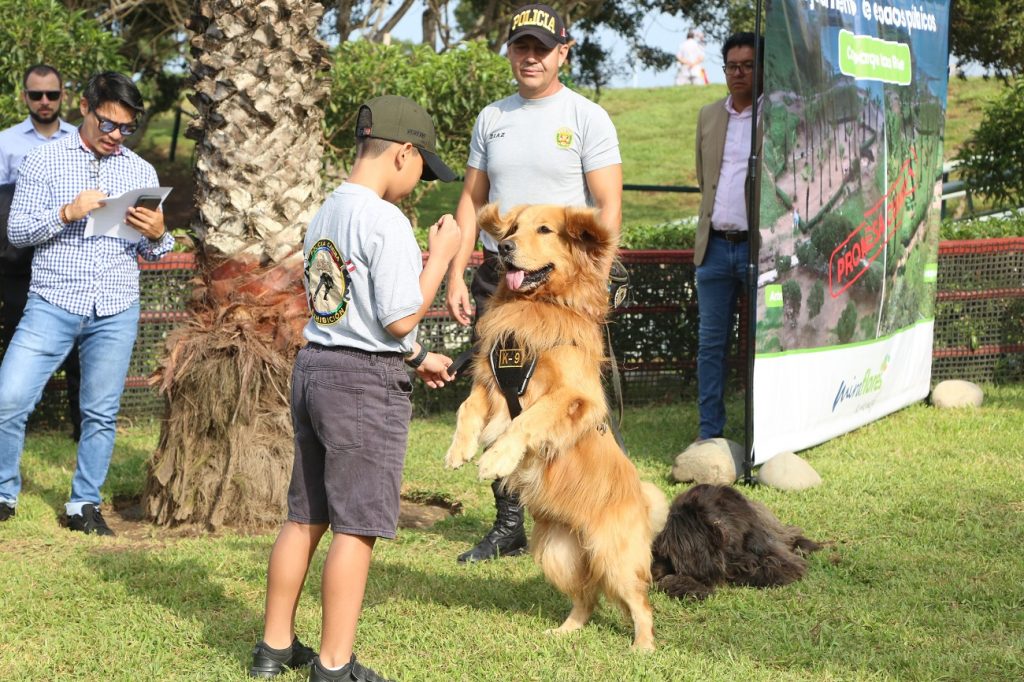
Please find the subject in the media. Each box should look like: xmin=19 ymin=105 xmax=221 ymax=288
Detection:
xmin=305 ymin=239 xmax=352 ymax=325
xmin=555 ymin=127 xmax=574 ymax=149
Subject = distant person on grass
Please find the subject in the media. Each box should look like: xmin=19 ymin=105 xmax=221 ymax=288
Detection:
xmin=0 ymin=71 xmax=172 ymax=534
xmin=675 ymin=29 xmax=707 ymax=86
xmin=249 ymin=96 xmax=460 ymax=682
xmin=0 ymin=63 xmax=82 ymax=442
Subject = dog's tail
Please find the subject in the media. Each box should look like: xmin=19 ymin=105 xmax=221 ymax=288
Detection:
xmin=641 ymin=481 xmax=670 ymax=536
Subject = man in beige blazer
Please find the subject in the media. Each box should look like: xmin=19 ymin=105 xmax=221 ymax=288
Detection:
xmin=693 ymin=32 xmax=763 ymax=441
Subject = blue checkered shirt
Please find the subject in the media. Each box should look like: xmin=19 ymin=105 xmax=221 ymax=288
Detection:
xmin=7 ymin=130 xmax=174 ymax=317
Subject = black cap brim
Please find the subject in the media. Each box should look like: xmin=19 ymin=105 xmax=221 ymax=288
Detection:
xmin=420 ymin=148 xmax=456 ymax=182
xmin=508 ymin=28 xmax=561 ymax=49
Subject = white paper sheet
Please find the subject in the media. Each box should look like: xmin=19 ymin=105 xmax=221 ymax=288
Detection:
xmin=83 ymin=186 xmax=173 ymax=242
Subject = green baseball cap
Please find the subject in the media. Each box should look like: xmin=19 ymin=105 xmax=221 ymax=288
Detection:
xmin=355 ymin=95 xmax=456 ymax=182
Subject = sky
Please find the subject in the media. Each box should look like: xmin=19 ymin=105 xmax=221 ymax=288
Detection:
xmin=385 ymin=6 xmax=726 ymax=88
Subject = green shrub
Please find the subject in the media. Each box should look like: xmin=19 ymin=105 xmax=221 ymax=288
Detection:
xmin=325 ymin=39 xmax=513 ymax=223
xmin=955 ymin=77 xmax=1024 ymax=206
xmin=0 ymin=0 xmax=125 ymax=128
xmin=941 ymin=212 xmax=1024 ymax=240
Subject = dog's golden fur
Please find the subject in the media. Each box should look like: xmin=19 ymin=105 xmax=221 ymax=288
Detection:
xmin=445 ymin=204 xmax=669 ymax=650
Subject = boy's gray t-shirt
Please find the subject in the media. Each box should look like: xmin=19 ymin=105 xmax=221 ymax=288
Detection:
xmin=467 ymin=87 xmax=621 ymax=251
xmin=302 ymin=182 xmax=422 ymax=353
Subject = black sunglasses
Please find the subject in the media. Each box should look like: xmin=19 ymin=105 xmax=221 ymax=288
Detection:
xmin=26 ymin=90 xmax=61 ymax=102
xmin=93 ymin=111 xmax=138 ymax=136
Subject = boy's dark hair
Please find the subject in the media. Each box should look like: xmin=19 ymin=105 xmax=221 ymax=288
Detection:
xmin=82 ymin=71 xmax=145 ymax=115
xmin=22 ymin=64 xmax=63 ymax=89
xmin=722 ymin=32 xmax=765 ymax=63
xmin=356 ymin=136 xmax=399 ymax=158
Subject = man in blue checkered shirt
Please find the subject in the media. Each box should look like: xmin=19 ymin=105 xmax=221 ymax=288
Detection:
xmin=0 ymin=71 xmax=174 ymax=536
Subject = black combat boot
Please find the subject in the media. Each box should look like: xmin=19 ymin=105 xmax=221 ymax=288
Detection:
xmin=457 ymin=479 xmax=527 ymax=563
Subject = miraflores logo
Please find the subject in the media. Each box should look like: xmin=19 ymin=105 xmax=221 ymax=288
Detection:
xmin=832 ymin=355 xmax=889 ymax=412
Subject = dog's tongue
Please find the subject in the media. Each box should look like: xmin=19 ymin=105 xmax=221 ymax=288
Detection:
xmin=506 ymin=269 xmax=525 ymax=291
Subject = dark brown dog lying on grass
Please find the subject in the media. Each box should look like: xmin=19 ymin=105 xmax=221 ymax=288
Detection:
xmin=651 ymin=484 xmax=822 ymax=600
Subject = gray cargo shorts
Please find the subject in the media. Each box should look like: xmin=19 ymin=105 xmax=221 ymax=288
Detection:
xmin=287 ymin=342 xmax=413 ymax=538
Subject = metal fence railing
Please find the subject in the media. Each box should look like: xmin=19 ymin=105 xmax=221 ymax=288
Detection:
xmin=2 ymin=239 xmax=1022 ymax=425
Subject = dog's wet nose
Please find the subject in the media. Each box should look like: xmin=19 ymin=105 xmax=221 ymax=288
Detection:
xmin=499 ymin=240 xmax=516 ymax=257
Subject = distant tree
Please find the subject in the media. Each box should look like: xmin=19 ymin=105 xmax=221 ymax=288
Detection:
xmin=808 ymin=280 xmax=824 ymax=319
xmin=782 ymin=279 xmax=802 ymax=321
xmin=949 ymin=0 xmax=1024 ymax=77
xmin=836 ymin=301 xmax=858 ymax=343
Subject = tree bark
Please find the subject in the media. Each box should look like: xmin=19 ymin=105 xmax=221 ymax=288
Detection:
xmin=144 ymin=0 xmax=329 ymax=528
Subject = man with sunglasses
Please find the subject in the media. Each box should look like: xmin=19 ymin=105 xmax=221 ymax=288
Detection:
xmin=0 ymin=64 xmax=76 ymax=184
xmin=692 ymin=32 xmax=764 ymax=445
xmin=0 ymin=64 xmax=82 ymax=443
xmin=0 ymin=71 xmax=173 ymax=535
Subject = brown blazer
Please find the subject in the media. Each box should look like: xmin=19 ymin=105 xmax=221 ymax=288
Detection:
xmin=694 ymin=97 xmax=763 ymax=266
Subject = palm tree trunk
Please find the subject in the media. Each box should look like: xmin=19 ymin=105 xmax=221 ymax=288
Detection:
xmin=144 ymin=0 xmax=329 ymax=528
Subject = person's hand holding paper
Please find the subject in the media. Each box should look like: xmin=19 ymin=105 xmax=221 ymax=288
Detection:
xmin=82 ymin=186 xmax=172 ymax=242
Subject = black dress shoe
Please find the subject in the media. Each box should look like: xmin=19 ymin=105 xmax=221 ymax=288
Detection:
xmin=0 ymin=502 xmax=14 ymax=522
xmin=249 ymin=636 xmax=316 ymax=678
xmin=67 ymin=503 xmax=114 ymax=536
xmin=309 ymin=655 xmax=394 ymax=682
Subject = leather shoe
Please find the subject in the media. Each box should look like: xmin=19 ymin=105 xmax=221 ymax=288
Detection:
xmin=249 ymin=636 xmax=316 ymax=678
xmin=0 ymin=502 xmax=14 ymax=522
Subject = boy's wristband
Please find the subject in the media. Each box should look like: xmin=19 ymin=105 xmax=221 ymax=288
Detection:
xmin=405 ymin=345 xmax=428 ymax=369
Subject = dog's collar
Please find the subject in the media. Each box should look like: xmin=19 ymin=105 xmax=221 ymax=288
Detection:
xmin=489 ymin=334 xmax=537 ymax=419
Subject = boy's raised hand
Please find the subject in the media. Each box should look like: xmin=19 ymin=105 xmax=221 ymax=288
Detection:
xmin=428 ymin=213 xmax=461 ymax=262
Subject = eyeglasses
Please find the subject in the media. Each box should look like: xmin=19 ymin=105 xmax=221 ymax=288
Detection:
xmin=26 ymin=90 xmax=61 ymax=102
xmin=93 ymin=111 xmax=138 ymax=136
xmin=723 ymin=62 xmax=756 ymax=75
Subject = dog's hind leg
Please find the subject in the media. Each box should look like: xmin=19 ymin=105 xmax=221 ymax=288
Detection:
xmin=594 ymin=530 xmax=657 ymax=650
xmin=445 ymin=383 xmax=490 ymax=469
xmin=533 ymin=521 xmax=599 ymax=636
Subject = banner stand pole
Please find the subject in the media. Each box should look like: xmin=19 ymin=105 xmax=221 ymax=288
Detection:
xmin=742 ymin=0 xmax=766 ymax=486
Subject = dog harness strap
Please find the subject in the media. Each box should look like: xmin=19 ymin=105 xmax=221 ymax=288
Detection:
xmin=489 ymin=335 xmax=536 ymax=420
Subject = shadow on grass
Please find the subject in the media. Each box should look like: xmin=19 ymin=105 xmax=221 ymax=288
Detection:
xmin=88 ymin=548 xmax=258 ymax=666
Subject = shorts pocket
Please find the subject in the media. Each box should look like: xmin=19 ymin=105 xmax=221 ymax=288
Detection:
xmin=309 ymin=380 xmax=363 ymax=451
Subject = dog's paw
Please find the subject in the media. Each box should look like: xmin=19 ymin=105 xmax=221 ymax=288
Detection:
xmin=444 ymin=440 xmax=476 ymax=469
xmin=477 ymin=435 xmax=525 ymax=479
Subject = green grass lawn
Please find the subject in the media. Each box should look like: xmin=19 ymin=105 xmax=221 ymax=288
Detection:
xmin=1 ymin=385 xmax=1022 ymax=681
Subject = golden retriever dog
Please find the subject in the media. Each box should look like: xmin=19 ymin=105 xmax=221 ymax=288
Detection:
xmin=444 ymin=204 xmax=669 ymax=650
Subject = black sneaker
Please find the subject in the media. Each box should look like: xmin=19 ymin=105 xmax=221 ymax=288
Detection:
xmin=249 ymin=636 xmax=316 ymax=678
xmin=0 ymin=503 xmax=14 ymax=522
xmin=66 ymin=504 xmax=114 ymax=536
xmin=309 ymin=655 xmax=394 ymax=682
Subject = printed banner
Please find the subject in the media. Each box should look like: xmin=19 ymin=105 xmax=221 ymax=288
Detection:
xmin=753 ymin=0 xmax=951 ymax=462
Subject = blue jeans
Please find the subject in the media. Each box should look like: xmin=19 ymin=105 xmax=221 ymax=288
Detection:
xmin=0 ymin=294 xmax=139 ymax=509
xmin=695 ymin=235 xmax=749 ymax=440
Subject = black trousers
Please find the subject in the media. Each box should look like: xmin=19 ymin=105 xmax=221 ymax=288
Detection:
xmin=1 ymin=274 xmax=81 ymax=434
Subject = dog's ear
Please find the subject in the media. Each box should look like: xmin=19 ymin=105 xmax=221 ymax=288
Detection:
xmin=564 ymin=207 xmax=617 ymax=252
xmin=477 ymin=203 xmax=503 ymax=239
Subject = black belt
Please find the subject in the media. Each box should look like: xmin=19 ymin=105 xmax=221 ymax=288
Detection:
xmin=711 ymin=230 xmax=748 ymax=243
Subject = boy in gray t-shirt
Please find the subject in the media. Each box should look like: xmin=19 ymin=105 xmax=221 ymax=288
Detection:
xmin=250 ymin=95 xmax=460 ymax=682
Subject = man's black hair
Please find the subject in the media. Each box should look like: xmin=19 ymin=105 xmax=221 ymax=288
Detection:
xmin=22 ymin=64 xmax=63 ymax=89
xmin=721 ymin=32 xmax=765 ymax=64
xmin=82 ymin=71 xmax=145 ymax=115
